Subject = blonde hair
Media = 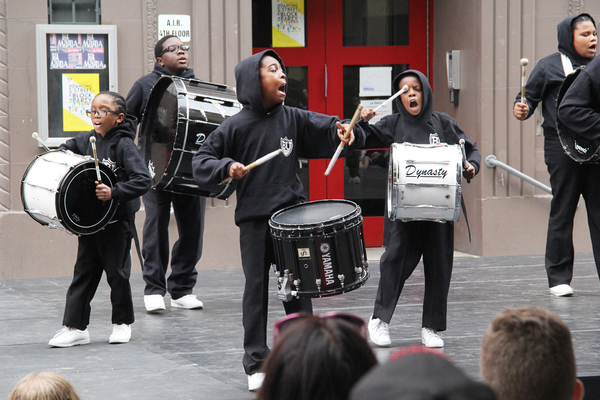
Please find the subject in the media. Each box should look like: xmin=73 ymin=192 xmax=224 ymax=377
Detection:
xmin=9 ymin=372 xmax=80 ymax=400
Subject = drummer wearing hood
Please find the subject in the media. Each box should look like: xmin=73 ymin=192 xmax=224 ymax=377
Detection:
xmin=513 ymin=14 xmax=597 ymax=298
xmin=192 ymin=49 xmax=367 ymax=392
xmin=359 ymin=69 xmax=480 ymax=349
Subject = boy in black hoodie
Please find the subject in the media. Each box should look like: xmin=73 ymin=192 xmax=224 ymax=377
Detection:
xmin=192 ymin=50 xmax=365 ymax=391
xmin=557 ymin=53 xmax=600 ymax=287
xmin=359 ymin=70 xmax=480 ymax=349
xmin=49 ymin=92 xmax=152 ymax=347
xmin=126 ymin=35 xmax=206 ymax=313
xmin=513 ymin=14 xmax=597 ymax=297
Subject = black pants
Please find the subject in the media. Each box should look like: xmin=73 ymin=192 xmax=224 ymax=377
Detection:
xmin=239 ymin=218 xmax=312 ymax=375
xmin=142 ymin=189 xmax=206 ymax=299
xmin=544 ymin=137 xmax=600 ymax=287
xmin=63 ymin=220 xmax=134 ymax=330
xmin=373 ymin=220 xmax=454 ymax=331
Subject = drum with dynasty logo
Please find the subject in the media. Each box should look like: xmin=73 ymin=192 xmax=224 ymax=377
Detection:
xmin=387 ymin=142 xmax=463 ymax=222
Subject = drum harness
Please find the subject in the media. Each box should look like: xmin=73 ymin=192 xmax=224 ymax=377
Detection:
xmin=390 ymin=113 xmax=472 ymax=242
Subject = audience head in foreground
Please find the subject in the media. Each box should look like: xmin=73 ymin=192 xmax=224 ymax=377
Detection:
xmin=480 ymin=306 xmax=584 ymax=400
xmin=9 ymin=372 xmax=80 ymax=400
xmin=350 ymin=345 xmax=496 ymax=400
xmin=256 ymin=312 xmax=378 ymax=400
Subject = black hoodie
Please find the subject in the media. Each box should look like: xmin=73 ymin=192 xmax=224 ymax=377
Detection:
xmin=557 ymin=50 xmax=600 ymax=140
xmin=59 ymin=117 xmax=152 ymax=220
xmin=192 ymin=49 xmax=367 ymax=225
xmin=359 ymin=69 xmax=480 ymax=173
xmin=126 ymin=63 xmax=195 ymax=123
xmin=514 ymin=13 xmax=596 ymax=137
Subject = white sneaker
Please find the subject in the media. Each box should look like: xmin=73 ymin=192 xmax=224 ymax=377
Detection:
xmin=421 ymin=327 xmax=444 ymax=348
xmin=144 ymin=294 xmax=166 ymax=312
xmin=109 ymin=324 xmax=131 ymax=344
xmin=48 ymin=326 xmax=90 ymax=347
xmin=550 ymin=284 xmax=574 ymax=297
xmin=171 ymin=294 xmax=204 ymax=309
xmin=248 ymin=372 xmax=265 ymax=392
xmin=368 ymin=316 xmax=391 ymax=346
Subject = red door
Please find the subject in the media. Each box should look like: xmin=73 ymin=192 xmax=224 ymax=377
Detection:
xmin=253 ymin=0 xmax=433 ymax=246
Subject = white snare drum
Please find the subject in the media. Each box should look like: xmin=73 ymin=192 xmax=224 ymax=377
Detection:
xmin=388 ymin=142 xmax=462 ymax=222
xmin=21 ymin=150 xmax=119 ymax=235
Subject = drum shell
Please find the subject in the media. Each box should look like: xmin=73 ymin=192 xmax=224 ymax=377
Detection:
xmin=269 ymin=200 xmax=369 ymax=298
xmin=388 ymin=142 xmax=462 ymax=222
xmin=138 ymin=76 xmax=241 ymax=199
xmin=21 ymin=150 xmax=119 ymax=235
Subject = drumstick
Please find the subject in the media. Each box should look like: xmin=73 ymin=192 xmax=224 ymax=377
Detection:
xmin=324 ymin=104 xmax=364 ymax=176
xmin=459 ymin=139 xmax=470 ymax=183
xmin=372 ymin=85 xmax=409 ymax=113
xmin=520 ymin=58 xmax=529 ymax=103
xmin=31 ymin=132 xmax=50 ymax=152
xmin=221 ymin=149 xmax=283 ymax=184
xmin=89 ymin=136 xmax=102 ymax=183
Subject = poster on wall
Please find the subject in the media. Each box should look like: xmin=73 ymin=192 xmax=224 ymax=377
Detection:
xmin=62 ymin=73 xmax=99 ymax=132
xmin=272 ymin=0 xmax=305 ymax=47
xmin=49 ymin=33 xmax=107 ymax=69
xmin=36 ymin=25 xmax=118 ymax=147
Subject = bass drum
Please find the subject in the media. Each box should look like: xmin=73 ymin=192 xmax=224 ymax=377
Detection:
xmin=21 ymin=150 xmax=119 ymax=235
xmin=388 ymin=142 xmax=462 ymax=222
xmin=556 ymin=66 xmax=600 ymax=163
xmin=269 ymin=200 xmax=369 ymax=301
xmin=139 ymin=76 xmax=241 ymax=199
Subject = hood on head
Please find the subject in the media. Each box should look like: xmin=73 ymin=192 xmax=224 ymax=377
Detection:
xmin=235 ymin=49 xmax=287 ymax=114
xmin=557 ymin=13 xmax=596 ymax=65
xmin=392 ymin=69 xmax=433 ymax=123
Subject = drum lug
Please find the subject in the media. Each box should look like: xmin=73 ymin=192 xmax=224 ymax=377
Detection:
xmin=315 ymin=278 xmax=321 ymax=292
xmin=338 ymin=274 xmax=345 ymax=288
xmin=277 ymin=269 xmax=295 ymax=302
xmin=354 ymin=267 xmax=363 ymax=275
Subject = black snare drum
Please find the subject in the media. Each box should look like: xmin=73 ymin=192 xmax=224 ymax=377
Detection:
xmin=139 ymin=76 xmax=241 ymax=199
xmin=269 ymin=200 xmax=369 ymax=300
xmin=21 ymin=150 xmax=119 ymax=235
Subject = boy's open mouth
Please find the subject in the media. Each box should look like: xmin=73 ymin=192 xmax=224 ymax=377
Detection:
xmin=409 ymin=99 xmax=419 ymax=108
xmin=278 ymin=84 xmax=286 ymax=94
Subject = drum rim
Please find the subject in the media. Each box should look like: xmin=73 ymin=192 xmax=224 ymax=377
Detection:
xmin=269 ymin=199 xmax=362 ymax=230
xmin=57 ymin=161 xmax=119 ymax=235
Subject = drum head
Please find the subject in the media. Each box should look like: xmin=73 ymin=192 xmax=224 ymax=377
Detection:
xmin=57 ymin=161 xmax=118 ymax=235
xmin=270 ymin=200 xmax=359 ymax=228
xmin=557 ymin=67 xmax=600 ymax=163
xmin=139 ymin=77 xmax=179 ymax=187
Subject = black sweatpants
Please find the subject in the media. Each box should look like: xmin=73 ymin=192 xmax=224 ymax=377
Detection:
xmin=373 ymin=219 xmax=454 ymax=331
xmin=544 ymin=136 xmax=600 ymax=287
xmin=142 ymin=189 xmax=205 ymax=299
xmin=239 ymin=218 xmax=312 ymax=375
xmin=63 ymin=219 xmax=134 ymax=330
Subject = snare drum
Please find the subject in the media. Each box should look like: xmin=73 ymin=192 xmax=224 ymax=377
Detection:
xmin=388 ymin=142 xmax=462 ymax=222
xmin=269 ymin=200 xmax=369 ymax=301
xmin=139 ymin=76 xmax=241 ymax=199
xmin=21 ymin=150 xmax=119 ymax=235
